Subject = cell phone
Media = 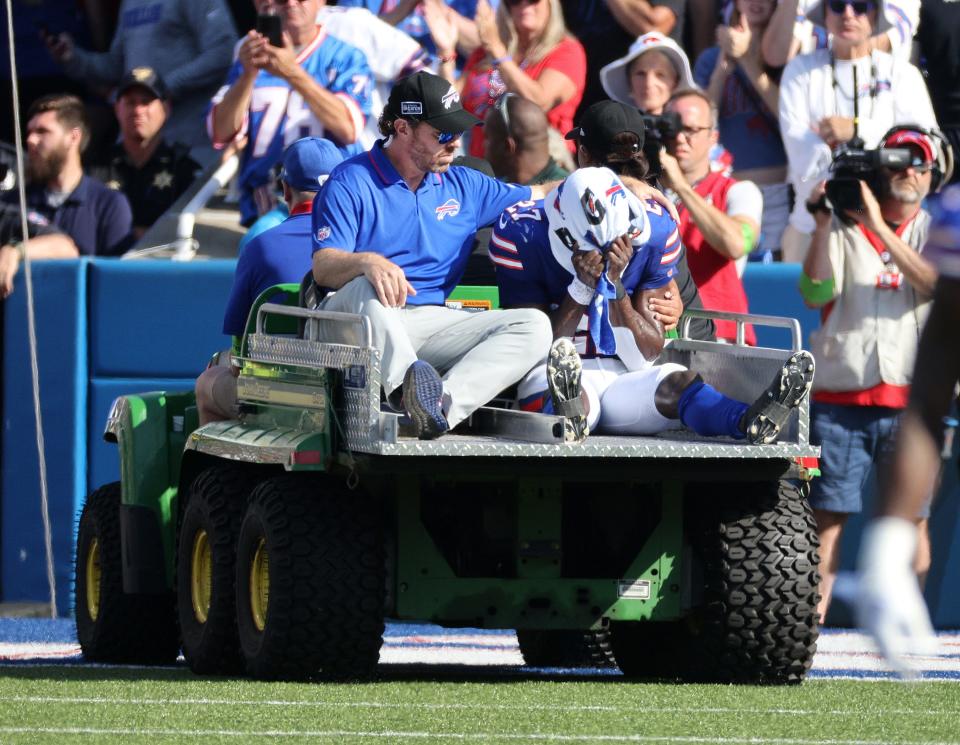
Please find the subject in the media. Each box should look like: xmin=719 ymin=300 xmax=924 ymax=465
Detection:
xmin=256 ymin=14 xmax=283 ymax=48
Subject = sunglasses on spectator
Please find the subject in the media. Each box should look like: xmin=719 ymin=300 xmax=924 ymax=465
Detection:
xmin=504 ymin=0 xmax=543 ymax=7
xmin=676 ymin=124 xmax=710 ymax=139
xmin=827 ymin=0 xmax=876 ymax=15
xmin=886 ymin=158 xmax=934 ymax=173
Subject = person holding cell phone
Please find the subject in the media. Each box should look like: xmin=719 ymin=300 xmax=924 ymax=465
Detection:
xmin=207 ymin=0 xmax=373 ymax=227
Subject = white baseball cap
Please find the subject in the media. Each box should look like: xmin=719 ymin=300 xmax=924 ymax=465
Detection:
xmin=544 ymin=167 xmax=652 ymax=274
xmin=599 ymin=32 xmax=697 ymax=108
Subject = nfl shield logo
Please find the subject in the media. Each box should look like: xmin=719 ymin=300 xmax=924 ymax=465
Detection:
xmin=315 ymin=226 xmax=331 ymax=242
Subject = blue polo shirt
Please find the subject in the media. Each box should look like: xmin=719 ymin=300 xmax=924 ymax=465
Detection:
xmin=13 ymin=176 xmax=133 ymax=257
xmin=311 ymin=140 xmax=531 ymax=306
xmin=222 ymin=203 xmax=314 ymax=337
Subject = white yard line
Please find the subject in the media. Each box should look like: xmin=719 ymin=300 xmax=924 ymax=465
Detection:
xmin=0 ymin=726 xmax=957 ymax=745
xmin=4 ymin=695 xmax=960 ymax=719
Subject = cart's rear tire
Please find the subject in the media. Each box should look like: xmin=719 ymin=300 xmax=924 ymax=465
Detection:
xmin=235 ymin=475 xmax=385 ymax=680
xmin=177 ymin=465 xmax=254 ymax=674
xmin=517 ymin=629 xmax=615 ymax=668
xmin=687 ymin=479 xmax=821 ymax=684
xmin=75 ymin=482 xmax=179 ymax=664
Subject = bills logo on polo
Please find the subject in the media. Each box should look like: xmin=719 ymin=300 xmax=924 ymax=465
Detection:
xmin=436 ymin=199 xmax=461 ymax=220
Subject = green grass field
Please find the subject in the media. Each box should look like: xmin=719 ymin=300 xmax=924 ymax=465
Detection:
xmin=0 ymin=666 xmax=958 ymax=744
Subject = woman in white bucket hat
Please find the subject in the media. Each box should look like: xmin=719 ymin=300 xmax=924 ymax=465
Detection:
xmin=599 ymin=31 xmax=696 ymax=116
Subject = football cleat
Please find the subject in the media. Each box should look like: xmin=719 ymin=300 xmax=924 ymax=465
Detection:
xmin=743 ymin=350 xmax=815 ymax=445
xmin=546 ymin=338 xmax=588 ymax=443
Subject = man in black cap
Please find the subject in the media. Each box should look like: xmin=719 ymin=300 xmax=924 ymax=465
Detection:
xmin=94 ymin=68 xmax=201 ymax=240
xmin=310 ymin=71 xmax=562 ymax=440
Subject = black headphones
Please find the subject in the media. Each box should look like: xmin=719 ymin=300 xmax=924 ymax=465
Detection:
xmin=880 ymin=124 xmax=955 ymax=193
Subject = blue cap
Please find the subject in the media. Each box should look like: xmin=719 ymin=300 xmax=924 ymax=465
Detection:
xmin=280 ymin=137 xmax=343 ymax=191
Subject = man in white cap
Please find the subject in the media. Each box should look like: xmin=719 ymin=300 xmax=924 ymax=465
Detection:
xmin=490 ymin=166 xmax=814 ymax=442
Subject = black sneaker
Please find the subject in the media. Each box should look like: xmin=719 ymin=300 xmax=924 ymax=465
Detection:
xmin=743 ymin=350 xmax=815 ymax=445
xmin=546 ymin=338 xmax=588 ymax=443
xmin=402 ymin=360 xmax=449 ymax=440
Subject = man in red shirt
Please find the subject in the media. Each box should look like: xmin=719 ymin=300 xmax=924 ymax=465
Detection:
xmin=658 ymin=89 xmax=763 ymax=344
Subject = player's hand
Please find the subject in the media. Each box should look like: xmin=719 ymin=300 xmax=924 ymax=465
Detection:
xmin=648 ymin=283 xmax=683 ymax=331
xmin=815 ymin=116 xmax=855 ymax=149
xmin=362 ymin=254 xmax=417 ymax=308
xmin=44 ymin=31 xmax=74 ymax=63
xmin=0 ymin=244 xmax=20 ymax=300
xmin=855 ymin=517 xmax=941 ymax=679
xmin=572 ymin=250 xmax=602 ymax=288
xmin=238 ymin=31 xmax=269 ymax=74
xmin=622 ymin=173 xmax=681 ymax=224
xmin=604 ymin=235 xmax=634 ymax=280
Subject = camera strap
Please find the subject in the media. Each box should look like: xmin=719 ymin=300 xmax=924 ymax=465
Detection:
xmin=830 ymin=51 xmax=879 ymax=125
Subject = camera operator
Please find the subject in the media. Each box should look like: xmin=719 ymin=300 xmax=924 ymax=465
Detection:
xmin=658 ymin=89 xmax=763 ymax=344
xmin=800 ymin=125 xmax=952 ymax=624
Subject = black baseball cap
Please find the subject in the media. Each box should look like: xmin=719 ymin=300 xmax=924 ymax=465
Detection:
xmin=565 ymin=100 xmax=645 ymax=155
xmin=116 ymin=67 xmax=168 ymax=100
xmin=386 ymin=71 xmax=481 ymax=134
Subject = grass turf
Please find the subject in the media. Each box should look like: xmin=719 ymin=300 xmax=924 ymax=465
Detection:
xmin=0 ymin=666 xmax=958 ymax=744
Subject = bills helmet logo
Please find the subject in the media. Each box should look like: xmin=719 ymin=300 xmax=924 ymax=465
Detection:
xmin=436 ymin=198 xmax=461 ymax=220
xmin=606 ymin=182 xmax=625 ymax=205
xmin=580 ymin=187 xmax=605 ymax=226
xmin=441 ymin=86 xmax=460 ymax=110
xmin=315 ymin=226 xmax=331 ymax=242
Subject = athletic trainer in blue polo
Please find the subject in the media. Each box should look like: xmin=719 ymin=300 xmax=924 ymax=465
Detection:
xmin=311 ymin=71 xmax=557 ymax=439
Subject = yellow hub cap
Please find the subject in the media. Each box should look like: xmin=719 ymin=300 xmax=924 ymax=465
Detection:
xmin=190 ymin=529 xmax=213 ymax=624
xmin=249 ymin=538 xmax=269 ymax=632
xmin=85 ymin=537 xmax=101 ymax=621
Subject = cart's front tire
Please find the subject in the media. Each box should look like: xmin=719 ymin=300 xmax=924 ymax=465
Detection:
xmin=177 ymin=465 xmax=255 ymax=674
xmin=75 ymin=482 xmax=179 ymax=664
xmin=235 ymin=475 xmax=385 ymax=680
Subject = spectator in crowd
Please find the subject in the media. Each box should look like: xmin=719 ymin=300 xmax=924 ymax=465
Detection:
xmin=207 ymin=0 xmax=372 ymax=227
xmin=696 ymin=0 xmax=790 ymax=263
xmin=310 ymin=71 xmax=561 ymax=440
xmin=437 ymin=0 xmax=586 ymax=160
xmin=917 ymin=0 xmax=960 ymax=184
xmin=44 ymin=0 xmax=237 ymax=165
xmin=777 ymin=0 xmax=935 ymax=261
xmin=483 ymin=93 xmax=570 ymax=185
xmin=659 ymin=90 xmax=761 ymax=344
xmin=3 ymin=94 xmax=133 ymax=260
xmin=600 ymin=31 xmax=696 ymax=117
xmin=0 ymin=202 xmax=78 ymax=300
xmin=856 ymin=184 xmax=960 ymax=676
xmin=196 ymin=136 xmax=343 ymax=425
xmin=762 ymin=0 xmax=918 ymax=68
xmin=799 ymin=125 xmax=952 ymax=624
xmin=317 ymin=2 xmax=430 ymax=149
xmin=560 ymin=0 xmax=685 ymax=113
xmin=566 ymin=100 xmax=715 ymax=342
xmin=93 ymin=68 xmax=200 ymax=240
xmin=339 ymin=0 xmax=483 ymax=63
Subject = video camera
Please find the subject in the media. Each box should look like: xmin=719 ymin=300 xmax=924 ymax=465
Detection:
xmin=821 ymin=138 xmax=911 ymax=220
xmin=641 ymin=111 xmax=681 ymax=180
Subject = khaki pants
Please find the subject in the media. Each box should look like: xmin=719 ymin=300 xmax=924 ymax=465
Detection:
xmin=319 ymin=277 xmax=553 ymax=427
xmin=781 ymin=223 xmax=813 ymax=264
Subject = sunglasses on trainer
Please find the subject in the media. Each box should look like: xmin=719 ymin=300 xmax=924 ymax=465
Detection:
xmin=405 ymin=118 xmax=463 ymax=145
xmin=827 ymin=0 xmax=876 ymax=15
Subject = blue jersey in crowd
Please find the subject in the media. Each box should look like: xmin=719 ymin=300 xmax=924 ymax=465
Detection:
xmin=208 ymin=29 xmax=372 ymax=225
xmin=489 ymin=197 xmax=682 ymax=310
xmin=222 ymin=203 xmax=314 ymax=337
xmin=312 ymin=141 xmax=531 ymax=306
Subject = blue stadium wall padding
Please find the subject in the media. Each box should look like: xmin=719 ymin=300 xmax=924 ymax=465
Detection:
xmin=88 ymin=259 xmax=235 ymax=378
xmin=741 ymin=263 xmax=822 ymax=350
xmin=2 ymin=260 xmax=88 ymax=614
xmin=87 ymin=377 xmax=197 ymax=499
